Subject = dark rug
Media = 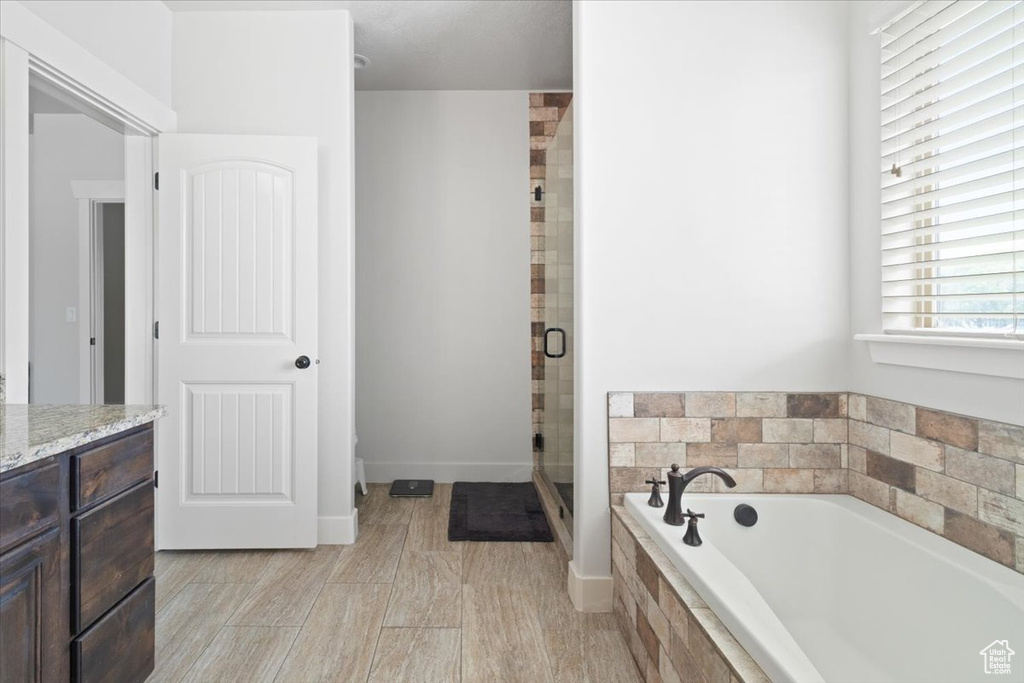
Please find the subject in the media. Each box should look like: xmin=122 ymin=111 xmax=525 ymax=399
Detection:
xmin=448 ymin=482 xmax=554 ymax=542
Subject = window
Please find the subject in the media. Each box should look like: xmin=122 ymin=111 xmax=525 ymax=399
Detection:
xmin=880 ymin=0 xmax=1023 ymax=338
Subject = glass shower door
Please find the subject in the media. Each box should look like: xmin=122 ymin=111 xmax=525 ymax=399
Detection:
xmin=539 ymin=101 xmax=574 ymax=525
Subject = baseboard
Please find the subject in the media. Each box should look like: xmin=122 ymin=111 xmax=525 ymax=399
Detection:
xmin=318 ymin=508 xmax=358 ymax=545
xmin=568 ymin=559 xmax=613 ymax=613
xmin=364 ymin=461 xmax=535 ymax=483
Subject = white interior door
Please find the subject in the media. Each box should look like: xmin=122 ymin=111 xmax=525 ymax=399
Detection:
xmin=157 ymin=134 xmax=318 ymax=549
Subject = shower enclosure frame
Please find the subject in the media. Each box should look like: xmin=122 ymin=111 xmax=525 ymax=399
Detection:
xmin=529 ymin=92 xmax=574 ymax=535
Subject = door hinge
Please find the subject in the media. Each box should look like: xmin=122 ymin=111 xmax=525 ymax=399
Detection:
xmin=154 ymin=321 xmax=159 ymax=339
xmin=558 ymin=505 xmax=564 ymax=519
xmin=154 ymin=470 xmax=159 ymax=488
xmin=154 ymin=172 xmax=159 ymax=190
xmin=533 ymin=433 xmax=544 ymax=452
xmin=89 ymin=337 xmax=96 ymax=346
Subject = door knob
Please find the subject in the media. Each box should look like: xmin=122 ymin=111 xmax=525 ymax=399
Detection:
xmin=295 ymin=355 xmax=311 ymax=369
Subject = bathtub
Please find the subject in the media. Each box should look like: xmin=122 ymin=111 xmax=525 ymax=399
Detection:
xmin=624 ymin=493 xmax=1024 ymax=683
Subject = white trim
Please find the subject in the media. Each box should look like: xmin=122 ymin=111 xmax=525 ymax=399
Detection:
xmin=2 ymin=4 xmax=172 ymax=405
xmin=90 ymin=209 xmax=105 ymax=404
xmin=855 ymin=334 xmax=1024 ymax=379
xmin=363 ymin=461 xmax=535 ymax=483
xmin=0 ymin=1 xmax=175 ymax=134
xmin=0 ymin=39 xmax=30 ymax=403
xmin=71 ymin=180 xmax=124 ymax=200
xmin=77 ymin=199 xmax=91 ymax=403
xmin=318 ymin=509 xmax=358 ymax=545
xmin=74 ymin=183 xmax=126 ymax=405
xmin=123 ymin=137 xmax=155 ymax=405
xmin=567 ymin=560 xmax=613 ymax=613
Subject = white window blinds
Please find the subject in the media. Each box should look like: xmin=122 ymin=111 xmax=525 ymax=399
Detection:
xmin=881 ymin=0 xmax=1024 ymax=337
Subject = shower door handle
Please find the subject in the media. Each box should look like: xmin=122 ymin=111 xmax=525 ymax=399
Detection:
xmin=543 ymin=328 xmax=566 ymax=359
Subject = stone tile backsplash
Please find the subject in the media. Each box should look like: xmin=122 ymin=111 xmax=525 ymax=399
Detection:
xmin=608 ymin=391 xmax=1024 ymax=573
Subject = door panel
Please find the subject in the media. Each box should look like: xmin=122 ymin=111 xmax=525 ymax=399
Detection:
xmin=183 ymin=384 xmax=292 ymax=499
xmin=186 ymin=163 xmax=292 ymax=339
xmin=157 ymin=134 xmax=318 ymax=549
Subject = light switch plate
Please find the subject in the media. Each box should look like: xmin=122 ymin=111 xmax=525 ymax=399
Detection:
xmin=66 ymin=307 xmax=77 ymax=323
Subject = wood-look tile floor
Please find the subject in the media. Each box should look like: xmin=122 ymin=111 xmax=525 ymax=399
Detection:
xmin=147 ymin=484 xmax=643 ymax=683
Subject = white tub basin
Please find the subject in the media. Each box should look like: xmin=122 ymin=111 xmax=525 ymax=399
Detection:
xmin=624 ymin=493 xmax=1024 ymax=683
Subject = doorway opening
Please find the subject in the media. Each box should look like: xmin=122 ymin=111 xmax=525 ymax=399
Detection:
xmin=88 ymin=201 xmax=126 ymax=404
xmin=27 ymin=78 xmax=127 ymax=404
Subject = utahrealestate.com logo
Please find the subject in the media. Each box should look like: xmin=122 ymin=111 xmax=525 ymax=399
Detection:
xmin=980 ymin=640 xmax=1015 ymax=675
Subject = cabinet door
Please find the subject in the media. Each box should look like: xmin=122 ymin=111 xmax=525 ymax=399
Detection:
xmin=0 ymin=528 xmax=65 ymax=683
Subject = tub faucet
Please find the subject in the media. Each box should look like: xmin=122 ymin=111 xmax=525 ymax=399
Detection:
xmin=663 ymin=464 xmax=736 ymax=526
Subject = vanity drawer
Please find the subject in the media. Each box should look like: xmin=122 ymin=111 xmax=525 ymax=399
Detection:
xmin=72 ymin=426 xmax=153 ymax=511
xmin=72 ymin=577 xmax=155 ymax=683
xmin=0 ymin=462 xmax=60 ymax=553
xmin=72 ymin=482 xmax=154 ymax=633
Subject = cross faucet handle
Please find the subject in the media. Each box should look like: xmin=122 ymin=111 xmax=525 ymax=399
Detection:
xmin=646 ymin=479 xmax=667 ymax=508
xmin=682 ymin=509 xmax=705 ymax=547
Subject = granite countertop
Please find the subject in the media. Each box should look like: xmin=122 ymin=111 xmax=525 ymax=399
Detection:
xmin=0 ymin=404 xmax=167 ymax=474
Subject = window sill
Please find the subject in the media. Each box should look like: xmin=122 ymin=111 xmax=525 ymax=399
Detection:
xmin=854 ymin=334 xmax=1024 ymax=380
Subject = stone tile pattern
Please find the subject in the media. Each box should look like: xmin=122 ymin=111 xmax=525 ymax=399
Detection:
xmin=607 ymin=392 xmax=850 ymax=504
xmin=608 ymin=392 xmax=1024 ymax=573
xmin=530 ymin=92 xmax=572 ymax=467
xmin=611 ymin=506 xmax=770 ymax=683
xmin=846 ymin=394 xmax=1024 ymax=572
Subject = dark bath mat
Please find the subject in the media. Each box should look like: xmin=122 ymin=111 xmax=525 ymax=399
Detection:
xmin=448 ymin=482 xmax=554 ymax=542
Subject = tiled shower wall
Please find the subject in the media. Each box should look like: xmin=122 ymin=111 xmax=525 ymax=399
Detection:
xmin=608 ymin=391 xmax=1024 ymax=573
xmin=529 ymin=92 xmax=573 ymax=469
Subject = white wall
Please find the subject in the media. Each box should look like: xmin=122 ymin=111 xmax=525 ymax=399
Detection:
xmin=173 ymin=10 xmax=357 ymax=543
xmin=847 ymin=2 xmax=1024 ymax=427
xmin=29 ymin=113 xmax=123 ymax=403
xmin=17 ymin=0 xmax=172 ymax=107
xmin=355 ymin=91 xmax=532 ymax=482
xmin=574 ymin=0 xmax=850 ymax=578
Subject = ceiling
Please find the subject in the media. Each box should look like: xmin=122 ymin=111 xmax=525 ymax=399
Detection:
xmin=162 ymin=0 xmax=572 ymax=91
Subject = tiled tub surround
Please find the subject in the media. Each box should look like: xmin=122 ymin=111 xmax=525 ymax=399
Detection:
xmin=617 ymin=493 xmax=1023 ymax=683
xmin=607 ymin=392 xmax=1024 ymax=573
xmin=611 ymin=504 xmax=769 ymax=683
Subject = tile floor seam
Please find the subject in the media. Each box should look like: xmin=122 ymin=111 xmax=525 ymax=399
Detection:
xmin=364 ymin=583 xmax=398 ymax=683
xmin=156 ymin=554 xmax=214 ymax=616
xmin=366 ymin=495 xmax=412 ymax=683
xmin=277 ymin=576 xmax=329 ymax=661
xmin=212 ymin=575 xmax=262 ymax=631
xmin=152 ymin=580 xmax=257 ymax=683
xmin=267 ymin=626 xmax=302 ymax=683
xmin=162 ymin=574 xmax=263 ymax=682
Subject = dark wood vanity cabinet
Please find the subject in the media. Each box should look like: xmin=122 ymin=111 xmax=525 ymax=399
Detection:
xmin=0 ymin=424 xmax=155 ymax=683
xmin=0 ymin=527 xmax=64 ymax=683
